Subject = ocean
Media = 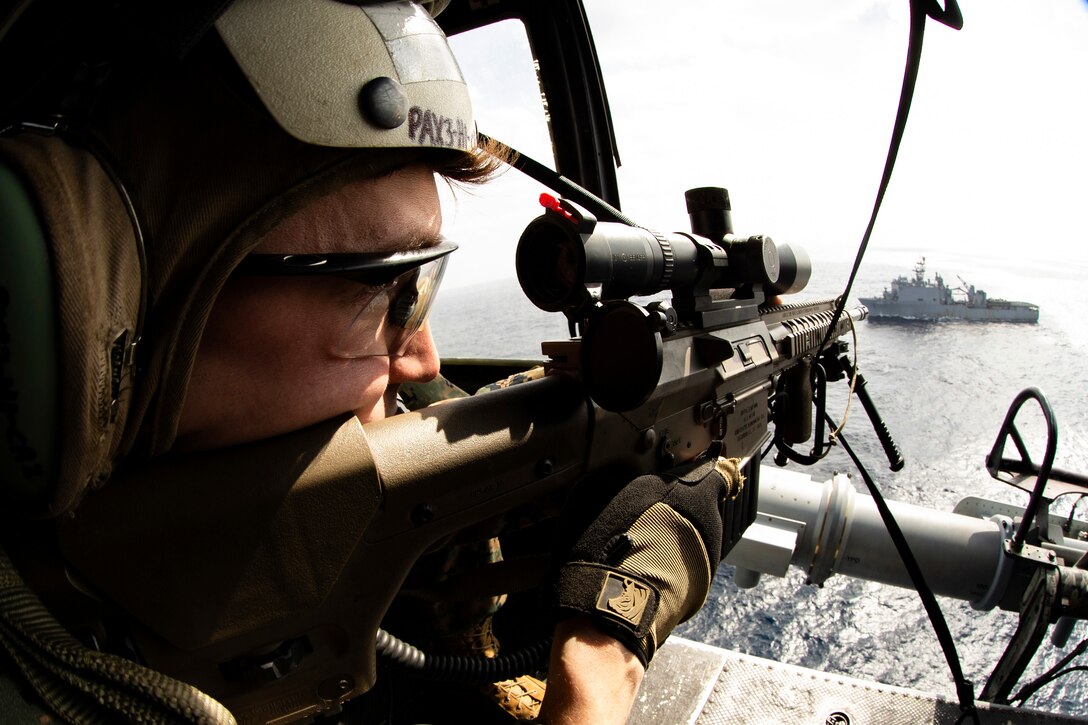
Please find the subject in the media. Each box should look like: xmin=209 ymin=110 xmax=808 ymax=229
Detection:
xmin=430 ymin=247 xmax=1088 ymax=717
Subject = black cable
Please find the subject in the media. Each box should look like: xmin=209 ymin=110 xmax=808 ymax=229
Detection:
xmin=478 ymin=132 xmax=638 ymax=227
xmin=1016 ymin=666 xmax=1088 ymax=703
xmin=1062 ymin=494 xmax=1088 ymax=537
xmin=375 ymin=627 xmax=552 ymax=685
xmin=1010 ymin=637 xmax=1088 ymax=706
xmin=828 ymin=413 xmax=978 ymax=723
xmin=815 ymin=0 xmax=963 ymax=363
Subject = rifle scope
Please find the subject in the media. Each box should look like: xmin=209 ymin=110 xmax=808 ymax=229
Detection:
xmin=516 ymin=189 xmax=811 ymax=314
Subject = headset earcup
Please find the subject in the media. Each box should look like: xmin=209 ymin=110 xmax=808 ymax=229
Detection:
xmin=0 ymin=160 xmax=59 ymax=505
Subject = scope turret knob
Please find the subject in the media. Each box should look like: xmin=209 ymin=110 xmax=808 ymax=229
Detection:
xmin=685 ymin=187 xmax=733 ymax=241
xmin=728 ymin=235 xmax=780 ymax=287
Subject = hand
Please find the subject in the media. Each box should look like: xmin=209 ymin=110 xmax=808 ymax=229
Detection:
xmin=546 ymin=456 xmax=745 ymax=666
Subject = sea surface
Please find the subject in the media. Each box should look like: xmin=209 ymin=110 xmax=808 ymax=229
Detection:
xmin=430 ymin=248 xmax=1088 ymax=718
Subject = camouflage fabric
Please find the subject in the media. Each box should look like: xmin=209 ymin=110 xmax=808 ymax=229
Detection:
xmin=398 ymin=374 xmax=469 ymax=409
xmin=475 ymin=366 xmax=546 ymax=395
xmin=489 ymin=675 xmax=546 ymax=721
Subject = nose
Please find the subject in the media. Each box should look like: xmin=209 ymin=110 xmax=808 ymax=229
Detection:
xmin=388 ymin=322 xmax=441 ymax=383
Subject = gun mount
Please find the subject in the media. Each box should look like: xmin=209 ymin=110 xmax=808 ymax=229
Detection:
xmin=726 ymin=387 xmax=1088 ymax=712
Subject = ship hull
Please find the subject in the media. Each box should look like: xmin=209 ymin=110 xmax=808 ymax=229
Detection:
xmin=859 ymin=297 xmax=1039 ymax=323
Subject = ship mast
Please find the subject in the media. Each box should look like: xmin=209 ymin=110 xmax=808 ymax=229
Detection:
xmin=913 ymin=257 xmax=926 ymax=285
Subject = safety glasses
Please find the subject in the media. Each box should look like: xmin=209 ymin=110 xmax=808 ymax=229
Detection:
xmin=234 ymin=239 xmax=457 ymax=358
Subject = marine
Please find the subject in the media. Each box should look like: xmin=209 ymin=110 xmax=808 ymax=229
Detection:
xmin=0 ymin=1 xmax=735 ymax=722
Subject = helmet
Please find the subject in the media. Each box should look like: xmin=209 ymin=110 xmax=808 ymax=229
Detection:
xmin=217 ymin=0 xmax=475 ymax=151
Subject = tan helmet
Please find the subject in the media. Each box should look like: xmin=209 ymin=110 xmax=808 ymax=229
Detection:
xmin=216 ymin=0 xmax=476 ymax=150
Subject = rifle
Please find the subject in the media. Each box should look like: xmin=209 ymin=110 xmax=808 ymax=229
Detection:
xmin=56 ymin=187 xmax=870 ymax=723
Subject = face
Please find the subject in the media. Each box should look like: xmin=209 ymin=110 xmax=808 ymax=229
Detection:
xmin=174 ymin=164 xmax=443 ymax=451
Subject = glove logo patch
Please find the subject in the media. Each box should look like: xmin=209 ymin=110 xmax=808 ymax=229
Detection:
xmin=596 ymin=574 xmax=650 ymax=626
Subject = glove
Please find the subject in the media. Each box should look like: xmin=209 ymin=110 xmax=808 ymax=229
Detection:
xmin=546 ymin=456 xmax=745 ymax=666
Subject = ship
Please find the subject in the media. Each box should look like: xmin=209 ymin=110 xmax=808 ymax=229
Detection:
xmin=860 ymin=258 xmax=1039 ymax=322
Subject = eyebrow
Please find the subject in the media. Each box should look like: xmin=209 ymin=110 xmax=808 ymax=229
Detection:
xmin=363 ymin=228 xmax=444 ymax=255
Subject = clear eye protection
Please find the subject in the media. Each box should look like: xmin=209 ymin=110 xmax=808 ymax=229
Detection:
xmin=234 ymin=239 xmax=456 ymax=358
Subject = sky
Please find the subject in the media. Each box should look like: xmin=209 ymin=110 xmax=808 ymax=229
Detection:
xmin=439 ymin=0 xmax=1088 ymax=290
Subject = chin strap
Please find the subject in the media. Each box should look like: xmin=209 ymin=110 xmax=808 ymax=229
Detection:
xmin=0 ymin=544 xmax=236 ymax=724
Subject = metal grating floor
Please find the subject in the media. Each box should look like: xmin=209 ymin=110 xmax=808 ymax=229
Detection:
xmin=630 ymin=637 xmax=1086 ymax=725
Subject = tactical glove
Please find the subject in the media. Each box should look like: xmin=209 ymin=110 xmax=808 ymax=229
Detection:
xmin=547 ymin=456 xmax=745 ymax=666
